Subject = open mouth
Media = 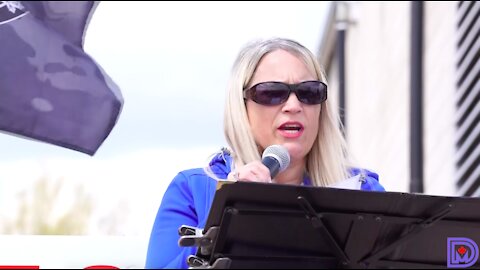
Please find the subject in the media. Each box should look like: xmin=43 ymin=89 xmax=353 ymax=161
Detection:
xmin=278 ymin=122 xmax=304 ymax=136
xmin=280 ymin=124 xmax=303 ymax=133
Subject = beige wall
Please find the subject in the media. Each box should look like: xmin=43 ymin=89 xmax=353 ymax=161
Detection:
xmin=328 ymin=2 xmax=457 ymax=195
xmin=325 ymin=53 xmax=340 ymax=117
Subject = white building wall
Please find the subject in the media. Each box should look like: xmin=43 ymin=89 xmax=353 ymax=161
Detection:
xmin=328 ymin=2 xmax=458 ymax=195
xmin=423 ymin=2 xmax=457 ymax=196
xmin=345 ymin=2 xmax=410 ymax=193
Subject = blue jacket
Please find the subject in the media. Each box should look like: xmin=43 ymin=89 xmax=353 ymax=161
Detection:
xmin=145 ymin=151 xmax=385 ymax=269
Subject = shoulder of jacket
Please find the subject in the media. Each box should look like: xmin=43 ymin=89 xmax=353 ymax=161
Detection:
xmin=350 ymin=167 xmax=385 ymax=191
xmin=350 ymin=167 xmax=379 ymax=182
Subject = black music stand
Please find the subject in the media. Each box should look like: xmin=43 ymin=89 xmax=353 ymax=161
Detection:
xmin=179 ymin=181 xmax=480 ymax=269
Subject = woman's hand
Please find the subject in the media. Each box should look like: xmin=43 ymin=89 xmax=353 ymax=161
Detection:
xmin=228 ymin=161 xmax=272 ymax=183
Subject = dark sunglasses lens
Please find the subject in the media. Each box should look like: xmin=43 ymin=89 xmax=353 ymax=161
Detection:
xmin=297 ymin=82 xmax=327 ymax=104
xmin=253 ymin=83 xmax=289 ymax=105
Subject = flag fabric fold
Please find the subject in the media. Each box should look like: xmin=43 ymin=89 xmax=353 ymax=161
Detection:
xmin=0 ymin=1 xmax=124 ymax=155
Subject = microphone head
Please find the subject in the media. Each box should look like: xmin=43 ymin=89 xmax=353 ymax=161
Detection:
xmin=262 ymin=145 xmax=290 ymax=172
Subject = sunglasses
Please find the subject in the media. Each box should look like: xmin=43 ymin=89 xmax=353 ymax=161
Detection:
xmin=243 ymin=81 xmax=327 ymax=105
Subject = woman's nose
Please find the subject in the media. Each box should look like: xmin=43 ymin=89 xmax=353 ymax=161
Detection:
xmin=282 ymin=93 xmax=302 ymax=113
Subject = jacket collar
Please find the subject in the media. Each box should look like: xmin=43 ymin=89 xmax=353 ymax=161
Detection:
xmin=209 ymin=148 xmax=313 ymax=186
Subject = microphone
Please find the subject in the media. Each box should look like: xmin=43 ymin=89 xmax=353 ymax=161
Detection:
xmin=262 ymin=145 xmax=290 ymax=179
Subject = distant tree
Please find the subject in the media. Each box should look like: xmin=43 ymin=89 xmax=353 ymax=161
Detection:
xmin=2 ymin=175 xmax=93 ymax=235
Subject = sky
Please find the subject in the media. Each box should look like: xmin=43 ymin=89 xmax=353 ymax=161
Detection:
xmin=0 ymin=1 xmax=331 ymax=236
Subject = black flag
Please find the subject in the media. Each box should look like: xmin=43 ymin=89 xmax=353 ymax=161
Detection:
xmin=0 ymin=1 xmax=124 ymax=155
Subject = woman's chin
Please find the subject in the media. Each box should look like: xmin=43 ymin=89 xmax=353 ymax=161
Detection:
xmin=282 ymin=144 xmax=306 ymax=161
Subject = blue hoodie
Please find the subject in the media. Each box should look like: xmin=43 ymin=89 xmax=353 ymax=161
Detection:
xmin=145 ymin=150 xmax=385 ymax=269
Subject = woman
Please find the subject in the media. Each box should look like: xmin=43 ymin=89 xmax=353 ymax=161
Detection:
xmin=145 ymin=37 xmax=385 ymax=269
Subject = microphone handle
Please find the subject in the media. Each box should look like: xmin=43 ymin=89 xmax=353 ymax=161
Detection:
xmin=262 ymin=156 xmax=281 ymax=178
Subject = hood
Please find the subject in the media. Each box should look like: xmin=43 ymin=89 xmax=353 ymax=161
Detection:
xmin=208 ymin=148 xmax=234 ymax=179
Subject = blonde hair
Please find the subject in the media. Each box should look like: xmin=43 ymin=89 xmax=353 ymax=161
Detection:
xmin=209 ymin=37 xmax=350 ymax=186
